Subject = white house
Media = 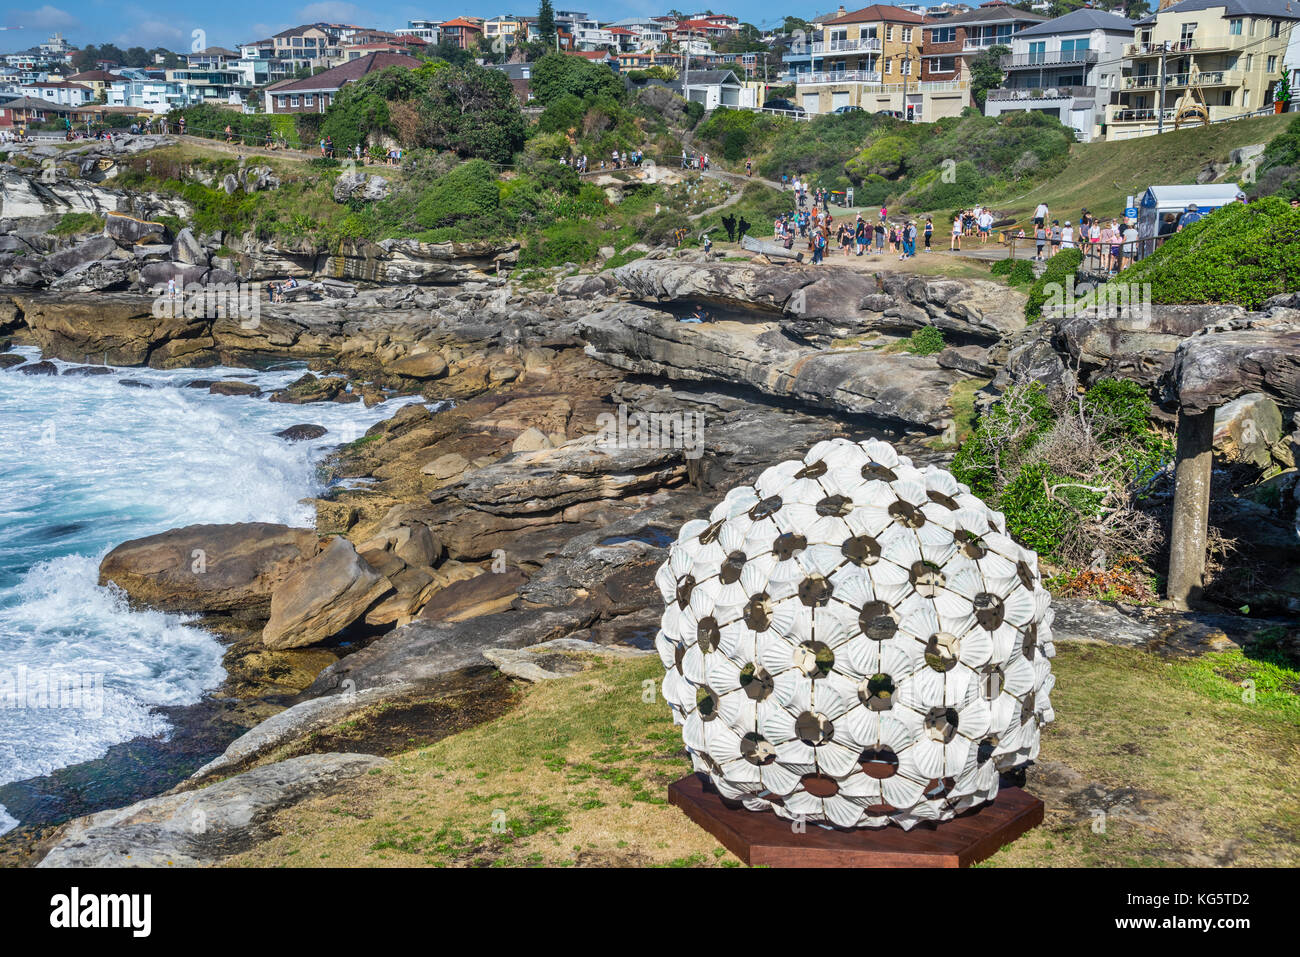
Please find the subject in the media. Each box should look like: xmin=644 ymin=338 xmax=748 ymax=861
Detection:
xmin=983 ymin=8 xmax=1134 ymax=142
xmin=683 ymin=69 xmax=757 ymax=109
xmin=17 ymin=80 xmax=95 ymax=107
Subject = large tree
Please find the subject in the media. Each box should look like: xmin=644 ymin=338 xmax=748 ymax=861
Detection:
xmin=538 ymin=0 xmax=556 ymax=43
xmin=970 ymin=44 xmax=1010 ymax=108
xmin=530 ymin=51 xmax=623 ymax=106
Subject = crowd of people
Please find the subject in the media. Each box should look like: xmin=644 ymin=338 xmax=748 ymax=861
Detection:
xmin=680 ymin=149 xmax=710 ymax=170
xmin=562 ymin=148 xmax=645 ymax=173
xmin=762 ymin=180 xmax=931 ymax=265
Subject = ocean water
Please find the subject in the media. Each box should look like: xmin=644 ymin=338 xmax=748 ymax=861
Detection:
xmin=0 ymin=348 xmax=417 ymax=834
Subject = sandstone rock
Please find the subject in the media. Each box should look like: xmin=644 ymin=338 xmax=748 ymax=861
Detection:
xmin=209 ymin=379 xmax=261 ymax=396
xmin=418 ymin=568 xmax=526 ymax=622
xmin=171 ymin=227 xmax=208 ymax=266
xmin=386 ymin=351 xmax=448 ymax=380
xmin=49 ymin=258 xmax=133 ymax=292
xmin=262 ymin=537 xmax=392 ymax=649
xmin=41 ymin=235 xmax=119 ymax=277
xmin=104 ymin=211 xmax=166 ymax=246
xmin=17 ymin=360 xmax=58 ymax=375
xmin=38 ymin=753 xmax=390 ymax=867
xmin=511 ymin=426 xmax=554 ymax=452
xmin=420 ymin=452 xmax=470 ymax=481
xmin=276 ymin=424 xmax=328 ymax=441
xmin=309 ymin=602 xmax=601 ymax=694
xmin=1214 ymin=393 xmax=1285 ymax=469
xmin=484 ymin=637 xmax=652 ymax=682
xmin=99 ymin=523 xmax=320 ymax=616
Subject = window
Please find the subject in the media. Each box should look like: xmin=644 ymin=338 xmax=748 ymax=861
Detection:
xmin=1271 ymin=20 xmax=1281 ymax=38
xmin=885 ymin=57 xmax=891 ymax=73
xmin=1267 ymin=55 xmax=1277 ymax=72
xmin=886 ymin=25 xmax=894 ymax=42
xmin=902 ymin=58 xmax=912 ymax=75
xmin=1028 ymin=41 xmax=1045 ymax=63
xmin=927 ymin=56 xmax=955 ymax=73
xmin=930 ymin=27 xmax=955 ymax=43
xmin=304 ymin=94 xmax=313 ymax=105
xmin=289 ymin=94 xmax=299 ymax=106
xmin=1220 ymin=90 xmax=1233 ymax=105
xmin=1247 ymin=53 xmax=1253 ymax=69
xmin=902 ymin=27 xmax=912 ymax=42
xmin=1229 ymin=18 xmax=1243 ymax=35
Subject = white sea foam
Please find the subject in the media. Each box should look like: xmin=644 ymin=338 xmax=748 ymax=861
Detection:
xmin=0 ymin=349 xmax=419 ymax=833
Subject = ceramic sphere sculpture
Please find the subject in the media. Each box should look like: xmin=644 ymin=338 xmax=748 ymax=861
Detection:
xmin=655 ymin=438 xmax=1055 ymax=830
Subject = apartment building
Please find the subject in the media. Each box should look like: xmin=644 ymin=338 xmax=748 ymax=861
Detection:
xmin=792 ymin=4 xmax=968 ymax=120
xmin=395 ymin=20 xmax=442 ymax=44
xmin=440 ymin=17 xmax=485 ymax=50
xmin=983 ymin=8 xmax=1134 ymax=142
xmin=1108 ymin=0 xmax=1300 ymax=138
xmin=920 ymin=2 xmax=1047 ymax=88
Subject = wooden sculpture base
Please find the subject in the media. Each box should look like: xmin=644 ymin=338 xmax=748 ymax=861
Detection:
xmin=668 ymin=773 xmax=1043 ymax=868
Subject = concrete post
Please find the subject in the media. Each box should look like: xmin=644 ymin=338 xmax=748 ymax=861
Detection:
xmin=1167 ymin=408 xmax=1215 ymax=608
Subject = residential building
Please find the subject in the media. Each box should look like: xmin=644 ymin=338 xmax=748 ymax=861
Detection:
xmin=484 ymin=16 xmax=529 ymax=45
xmin=919 ymin=1 xmax=1048 ymax=88
xmin=983 ymin=8 xmax=1134 ymax=142
xmin=395 ymin=19 xmax=442 ymax=44
xmin=17 ymin=79 xmax=95 ymax=107
xmin=1108 ymin=0 xmax=1300 ymax=138
xmin=187 ymin=47 xmax=240 ymax=70
xmin=440 ymin=17 xmax=485 ymax=50
xmin=683 ymin=68 xmax=757 ymax=108
xmin=606 ymin=18 xmax=669 ymax=49
xmin=65 ymin=69 xmax=117 ymax=100
xmin=792 ymin=4 xmax=968 ymax=120
xmin=264 ymin=51 xmax=421 ymax=114
xmin=165 ymin=67 xmax=254 ymax=105
xmin=0 ymin=95 xmax=69 ymax=126
xmin=106 ymin=78 xmax=202 ymax=110
xmin=486 ymin=61 xmax=535 ymax=103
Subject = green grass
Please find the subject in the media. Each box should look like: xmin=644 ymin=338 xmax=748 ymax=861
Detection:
xmin=987 ymin=113 xmax=1292 ymax=227
xmin=221 ymin=639 xmax=1300 ymax=868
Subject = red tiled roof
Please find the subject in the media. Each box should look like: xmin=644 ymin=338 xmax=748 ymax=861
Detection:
xmin=266 ymin=52 xmax=422 ymax=94
xmin=825 ymin=4 xmax=927 ymax=24
xmin=440 ymin=17 xmax=483 ymax=29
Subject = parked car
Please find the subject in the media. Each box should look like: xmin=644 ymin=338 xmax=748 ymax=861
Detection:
xmin=875 ymin=109 xmax=906 ymax=119
xmin=763 ymin=98 xmax=806 ymax=116
xmin=831 ymin=105 xmax=863 ymax=114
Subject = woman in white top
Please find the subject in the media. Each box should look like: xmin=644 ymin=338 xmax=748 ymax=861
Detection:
xmin=1061 ymin=222 xmax=1075 ymax=249
xmin=950 ymin=214 xmax=962 ymax=251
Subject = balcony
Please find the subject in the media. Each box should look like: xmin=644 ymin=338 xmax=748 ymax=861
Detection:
xmin=797 ymin=69 xmax=883 ymax=85
xmin=1109 ymin=107 xmax=1177 ymax=123
xmin=1124 ymin=70 xmax=1238 ymax=90
xmin=987 ymin=85 xmax=1096 ymax=101
xmin=1125 ymin=36 xmax=1235 ymax=57
xmin=1001 ymin=50 xmax=1099 ymax=69
xmin=785 ymin=36 xmax=881 ymax=57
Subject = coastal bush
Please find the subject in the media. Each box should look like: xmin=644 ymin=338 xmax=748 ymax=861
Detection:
xmin=903 ymin=326 xmax=945 ymax=355
xmin=845 ymin=135 xmax=908 ymax=180
xmin=990 ymin=256 xmax=1035 ymax=285
xmin=412 ymin=160 xmax=499 ymax=230
xmin=1024 ymin=247 xmax=1083 ymax=322
xmin=51 ymin=212 xmax=105 ymax=235
xmin=1114 ymin=196 xmax=1300 ymax=309
xmin=695 ymin=108 xmax=785 ymax=164
xmin=952 ymin=379 xmax=1171 ymax=567
xmin=530 ymin=52 xmax=625 ymax=106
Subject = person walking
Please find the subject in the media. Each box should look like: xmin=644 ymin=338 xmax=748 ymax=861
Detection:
xmin=950 ymin=212 xmax=962 ymax=251
xmin=1033 ymin=201 xmax=1048 ymax=229
xmin=1035 ymin=220 xmax=1047 ymax=260
xmin=1050 ymin=219 xmax=1061 ymax=255
xmin=923 ymin=217 xmax=932 ymax=252
xmin=1061 ymin=221 xmax=1075 ymax=250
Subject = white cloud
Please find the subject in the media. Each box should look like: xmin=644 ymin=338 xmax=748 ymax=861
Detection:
xmin=113 ymin=19 xmax=186 ymax=48
xmin=7 ymin=5 xmax=80 ymax=31
xmin=296 ymin=1 xmax=364 ymax=23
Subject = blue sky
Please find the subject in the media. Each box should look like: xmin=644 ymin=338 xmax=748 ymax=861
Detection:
xmin=0 ymin=1 xmax=809 ymax=51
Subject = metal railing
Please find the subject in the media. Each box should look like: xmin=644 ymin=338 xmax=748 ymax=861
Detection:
xmin=1126 ymin=36 xmax=1235 ymax=57
xmin=1124 ymin=70 xmax=1232 ymax=89
xmin=987 ymin=85 xmax=1096 ymax=101
xmin=798 ymin=70 xmax=883 ymax=85
xmin=1001 ymin=50 xmax=1098 ymax=68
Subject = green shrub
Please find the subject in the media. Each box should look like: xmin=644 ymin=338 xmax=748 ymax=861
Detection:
xmin=1024 ymin=247 xmax=1083 ymax=322
xmin=51 ymin=212 xmax=105 ymax=236
xmin=903 ymin=326 xmax=946 ymax=355
xmin=845 ymin=135 xmax=908 ymax=180
xmin=1114 ymin=196 xmax=1300 ymax=309
xmin=990 ymin=257 xmax=1035 ymax=285
xmin=412 ymin=160 xmax=500 ymax=229
xmin=952 ymin=379 xmax=1171 ymax=565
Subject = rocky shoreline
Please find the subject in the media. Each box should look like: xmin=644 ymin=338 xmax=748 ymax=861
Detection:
xmin=2 ymin=247 xmax=1298 ymax=866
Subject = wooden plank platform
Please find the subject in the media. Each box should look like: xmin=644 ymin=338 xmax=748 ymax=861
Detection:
xmin=668 ymin=773 xmax=1043 ymax=868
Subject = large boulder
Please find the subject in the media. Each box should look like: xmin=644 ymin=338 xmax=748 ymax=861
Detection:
xmin=99 ymin=523 xmax=321 ymax=616
xmin=48 ymin=258 xmax=133 ymax=292
xmin=171 ymin=227 xmax=208 ymax=266
xmin=104 ymin=210 xmax=166 ymax=246
xmin=38 ymin=753 xmax=390 ymax=867
xmin=41 ymin=235 xmax=119 ymax=277
xmin=262 ymin=537 xmax=392 ymax=649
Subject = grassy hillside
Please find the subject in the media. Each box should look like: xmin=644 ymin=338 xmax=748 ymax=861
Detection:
xmin=223 ymin=639 xmax=1300 ymax=868
xmin=987 ymin=113 xmax=1292 ymax=225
